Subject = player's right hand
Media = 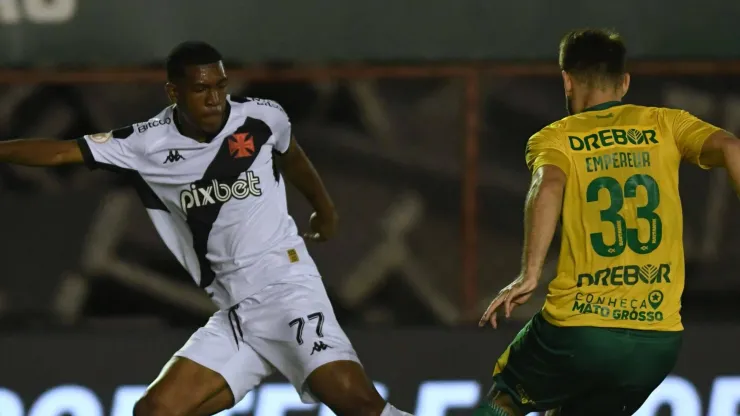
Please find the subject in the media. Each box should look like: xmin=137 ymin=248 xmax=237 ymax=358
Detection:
xmin=479 ymin=276 xmax=538 ymax=329
xmin=303 ymin=211 xmax=338 ymax=242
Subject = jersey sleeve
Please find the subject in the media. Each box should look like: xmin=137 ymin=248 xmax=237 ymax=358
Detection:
xmin=267 ymin=102 xmax=292 ymax=154
xmin=665 ymin=108 xmax=723 ymax=169
xmin=525 ymin=129 xmax=571 ymax=177
xmin=76 ymin=125 xmax=140 ymax=171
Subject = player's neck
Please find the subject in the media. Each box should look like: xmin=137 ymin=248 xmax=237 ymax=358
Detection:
xmin=173 ymin=108 xmax=226 ymax=143
xmin=579 ymin=92 xmax=622 ymax=113
xmin=173 ymin=110 xmax=205 ymax=142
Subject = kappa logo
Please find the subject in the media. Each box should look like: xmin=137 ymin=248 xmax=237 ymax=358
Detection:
xmin=163 ymin=150 xmax=185 ymax=164
xmin=228 ymin=133 xmax=255 ymax=158
xmin=310 ymin=341 xmax=333 ymax=355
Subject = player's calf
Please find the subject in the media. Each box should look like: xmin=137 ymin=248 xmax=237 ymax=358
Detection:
xmin=306 ymin=360 xmax=413 ymax=416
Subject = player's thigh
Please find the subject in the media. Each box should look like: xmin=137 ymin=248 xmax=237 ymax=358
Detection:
xmin=615 ymin=329 xmax=682 ymax=388
xmin=601 ymin=330 xmax=681 ymax=415
xmin=484 ymin=313 xmax=592 ymax=414
xmin=554 ymin=329 xmax=681 ymax=416
xmin=306 ymin=360 xmax=386 ymax=416
xmin=139 ymin=309 xmax=274 ymax=415
xmin=241 ymin=276 xmax=377 ymax=406
xmin=556 ymin=387 xmax=653 ymax=416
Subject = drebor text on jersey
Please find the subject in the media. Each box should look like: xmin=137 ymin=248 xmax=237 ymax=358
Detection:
xmin=569 ymin=128 xmax=658 ymax=152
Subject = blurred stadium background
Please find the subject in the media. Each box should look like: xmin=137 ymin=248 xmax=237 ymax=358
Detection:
xmin=0 ymin=1 xmax=739 ymax=415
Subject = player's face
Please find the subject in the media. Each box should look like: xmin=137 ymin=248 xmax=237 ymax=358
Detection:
xmin=174 ymin=62 xmax=229 ymax=134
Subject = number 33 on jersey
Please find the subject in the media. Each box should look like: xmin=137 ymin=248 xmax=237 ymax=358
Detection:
xmin=526 ymin=101 xmax=723 ymax=331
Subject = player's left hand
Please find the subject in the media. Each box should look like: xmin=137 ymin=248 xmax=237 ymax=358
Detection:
xmin=303 ymin=211 xmax=338 ymax=242
xmin=479 ymin=275 xmax=538 ymax=329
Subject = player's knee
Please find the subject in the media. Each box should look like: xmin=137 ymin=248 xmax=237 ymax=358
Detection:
xmin=327 ymin=382 xmax=384 ymax=416
xmin=306 ymin=360 xmax=386 ymax=416
xmin=345 ymin=395 xmax=385 ymax=416
xmin=133 ymin=393 xmax=180 ymax=416
xmin=309 ymin=369 xmax=385 ymax=415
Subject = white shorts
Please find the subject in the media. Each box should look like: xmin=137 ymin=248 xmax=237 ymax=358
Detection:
xmin=174 ymin=274 xmax=361 ymax=404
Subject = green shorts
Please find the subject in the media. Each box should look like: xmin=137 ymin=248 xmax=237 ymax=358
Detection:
xmin=488 ymin=312 xmax=682 ymax=415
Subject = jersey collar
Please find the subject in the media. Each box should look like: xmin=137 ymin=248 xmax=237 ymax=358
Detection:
xmin=582 ymin=101 xmax=624 ymax=113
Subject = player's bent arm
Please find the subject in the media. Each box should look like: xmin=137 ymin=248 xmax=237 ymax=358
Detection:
xmin=278 ymin=136 xmax=338 ymax=219
xmin=699 ymin=131 xmax=740 ymax=195
xmin=0 ymin=138 xmax=83 ymax=166
xmin=520 ymin=164 xmax=566 ymax=281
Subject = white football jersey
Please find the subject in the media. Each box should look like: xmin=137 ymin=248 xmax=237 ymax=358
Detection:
xmin=78 ymin=96 xmax=319 ymax=309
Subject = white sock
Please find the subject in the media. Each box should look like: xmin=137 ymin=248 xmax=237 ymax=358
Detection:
xmin=380 ymin=402 xmax=414 ymax=416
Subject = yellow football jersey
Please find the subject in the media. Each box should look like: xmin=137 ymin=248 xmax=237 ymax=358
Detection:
xmin=526 ymin=101 xmax=722 ymax=331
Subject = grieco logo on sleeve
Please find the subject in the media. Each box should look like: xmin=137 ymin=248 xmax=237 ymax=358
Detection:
xmin=180 ymin=171 xmax=262 ymax=213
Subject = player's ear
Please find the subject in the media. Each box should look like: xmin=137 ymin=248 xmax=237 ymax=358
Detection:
xmin=165 ymin=82 xmax=177 ymax=105
xmin=561 ymin=71 xmax=573 ymax=95
xmin=620 ymin=73 xmax=631 ymax=98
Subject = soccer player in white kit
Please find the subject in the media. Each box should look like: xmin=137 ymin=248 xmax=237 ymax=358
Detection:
xmin=0 ymin=42 xmax=412 ymax=416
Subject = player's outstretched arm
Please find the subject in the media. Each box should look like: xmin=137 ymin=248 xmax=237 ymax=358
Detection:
xmin=480 ymin=165 xmax=566 ymax=328
xmin=278 ymin=136 xmax=338 ymax=241
xmin=0 ymin=138 xmax=83 ymax=166
xmin=698 ymin=131 xmax=740 ymax=195
xmin=519 ymin=165 xmax=567 ymax=282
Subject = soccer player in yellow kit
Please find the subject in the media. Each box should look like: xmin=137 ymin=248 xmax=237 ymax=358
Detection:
xmin=475 ymin=29 xmax=740 ymax=416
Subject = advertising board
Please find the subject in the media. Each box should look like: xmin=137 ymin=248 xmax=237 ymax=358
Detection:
xmin=1 ymin=327 xmax=738 ymax=415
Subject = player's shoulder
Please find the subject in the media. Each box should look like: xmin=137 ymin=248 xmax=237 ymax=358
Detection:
xmin=615 ymin=104 xmax=690 ymax=130
xmin=90 ymin=106 xmax=174 ymax=153
xmin=535 ymin=104 xmax=667 ymax=135
xmin=105 ymin=106 xmax=173 ymax=141
xmin=619 ymin=103 xmax=673 ymax=119
xmin=528 ymin=119 xmax=566 ymax=145
xmin=133 ymin=107 xmax=175 ymax=136
xmin=648 ymin=105 xmax=687 ymax=121
xmin=228 ymin=95 xmax=289 ymax=121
